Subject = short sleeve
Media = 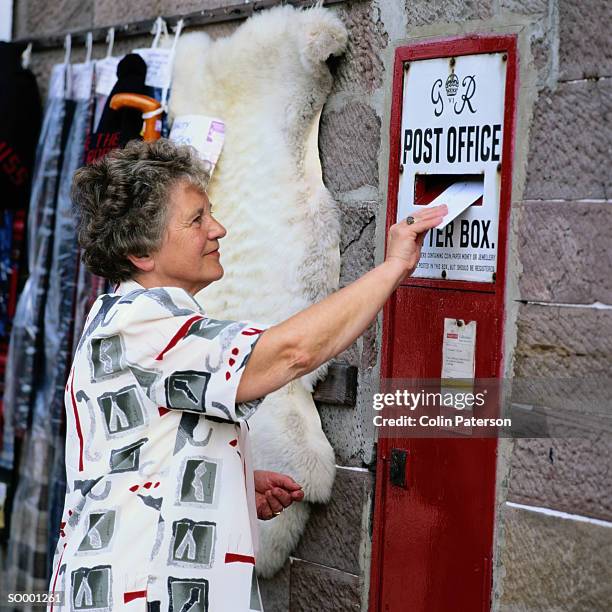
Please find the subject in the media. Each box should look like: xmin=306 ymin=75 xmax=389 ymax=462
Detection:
xmin=117 ymin=287 xmax=270 ymax=422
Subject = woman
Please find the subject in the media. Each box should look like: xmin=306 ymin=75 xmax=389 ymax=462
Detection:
xmin=47 ymin=139 xmax=446 ymax=611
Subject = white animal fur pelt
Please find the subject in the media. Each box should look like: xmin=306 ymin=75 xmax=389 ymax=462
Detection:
xmin=169 ymin=5 xmax=348 ymax=578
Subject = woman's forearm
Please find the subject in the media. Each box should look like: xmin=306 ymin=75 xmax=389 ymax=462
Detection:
xmin=236 ymin=206 xmax=446 ymax=402
xmin=279 ymin=258 xmax=408 ymax=374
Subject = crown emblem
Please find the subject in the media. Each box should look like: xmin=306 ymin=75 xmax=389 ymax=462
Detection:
xmin=445 ymin=73 xmax=459 ymax=97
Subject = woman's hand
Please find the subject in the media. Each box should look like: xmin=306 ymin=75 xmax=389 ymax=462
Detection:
xmin=385 ymin=204 xmax=448 ymax=278
xmin=254 ymin=470 xmax=304 ymax=520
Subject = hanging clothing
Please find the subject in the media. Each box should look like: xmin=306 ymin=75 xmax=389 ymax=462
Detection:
xmin=0 ymin=40 xmax=41 ymax=452
xmin=84 ymin=53 xmax=151 ymax=163
xmin=44 ymin=62 xmax=95 ymax=566
xmin=1 ymin=63 xmax=93 ymax=606
xmin=0 ymin=210 xmax=14 ymax=341
xmin=0 ymin=64 xmax=70 ymax=526
xmin=0 ymin=42 xmax=41 ymax=212
xmin=0 ymin=63 xmax=72 ymax=599
xmin=48 ymin=281 xmax=269 ymax=612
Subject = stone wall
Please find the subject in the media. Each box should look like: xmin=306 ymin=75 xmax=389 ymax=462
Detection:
xmin=11 ymin=0 xmax=611 ymax=610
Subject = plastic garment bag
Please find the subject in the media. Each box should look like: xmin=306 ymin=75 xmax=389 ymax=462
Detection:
xmin=44 ymin=63 xmax=93 ymax=441
xmin=0 ymin=42 xmax=42 ymax=363
xmin=0 ymin=210 xmax=14 ymax=340
xmin=44 ymin=62 xmax=94 ymax=564
xmin=3 ymin=61 xmax=95 ymax=595
xmin=0 ymin=63 xmax=72 ymax=596
xmin=0 ymin=65 xmax=68 ymax=475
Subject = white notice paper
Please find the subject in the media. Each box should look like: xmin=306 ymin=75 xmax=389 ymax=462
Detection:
xmin=133 ymin=48 xmax=173 ymax=89
xmin=441 ymin=318 xmax=476 ymax=379
xmin=441 ymin=318 xmax=477 ymax=434
xmin=170 ymin=115 xmax=226 ymax=177
xmin=95 ymin=57 xmax=120 ymax=96
xmin=410 ymin=180 xmax=484 ymax=229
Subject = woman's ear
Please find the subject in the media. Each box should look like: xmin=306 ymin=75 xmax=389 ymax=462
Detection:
xmin=127 ymin=253 xmax=155 ymax=273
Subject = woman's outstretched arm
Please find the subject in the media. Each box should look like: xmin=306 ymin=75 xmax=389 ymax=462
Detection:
xmin=236 ymin=205 xmax=446 ymax=403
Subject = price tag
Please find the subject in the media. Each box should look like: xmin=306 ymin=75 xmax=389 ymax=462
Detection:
xmin=133 ymin=47 xmax=173 ymax=89
xmin=95 ymin=56 xmax=120 ymax=96
xmin=170 ymin=115 xmax=226 ymax=176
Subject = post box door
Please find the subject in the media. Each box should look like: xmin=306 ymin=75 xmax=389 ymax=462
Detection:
xmin=375 ymin=289 xmax=500 ymax=611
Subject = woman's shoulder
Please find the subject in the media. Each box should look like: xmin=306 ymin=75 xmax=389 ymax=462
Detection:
xmin=82 ymin=286 xmax=205 ymax=341
xmin=112 ymin=284 xmax=205 ymax=317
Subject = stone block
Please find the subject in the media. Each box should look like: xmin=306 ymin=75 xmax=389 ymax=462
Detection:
xmin=338 ymin=200 xmax=377 ymax=286
xmin=514 ymin=304 xmax=612 ymax=377
xmin=499 ymin=0 xmax=548 ymax=15
xmin=13 ymin=0 xmax=92 ymax=38
xmin=517 ymin=200 xmax=612 ymax=304
xmin=529 ymin=22 xmax=555 ymax=86
xmin=320 ymin=102 xmax=381 ymax=195
xmin=93 ymin=0 xmax=162 ymax=28
xmin=161 ymin=0 xmax=227 ymax=15
xmin=360 ymin=317 xmax=379 ymax=370
xmin=330 ymin=1 xmax=388 ymax=95
xmin=558 ymin=0 xmax=612 ymax=81
xmin=259 ymin=559 xmax=290 ymax=612
xmin=405 ymin=0 xmax=492 ymax=26
xmin=334 ymin=200 xmax=379 ymax=370
xmin=599 ymin=77 xmax=612 ymax=199
xmin=338 ymin=200 xmax=378 ymax=254
xmin=524 ymin=80 xmax=608 ymax=200
xmin=289 ymin=559 xmax=361 ymax=612
xmin=498 ymin=504 xmax=612 ymax=611
xmin=293 ymin=467 xmax=372 ymax=574
xmin=317 ymin=368 xmax=378 ymax=468
xmin=108 ymin=34 xmax=157 ymax=59
xmin=507 ymin=437 xmax=612 ymax=521
xmin=94 ymin=0 xmax=232 ymax=28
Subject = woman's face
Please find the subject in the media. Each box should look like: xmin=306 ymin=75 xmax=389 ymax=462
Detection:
xmin=140 ymin=180 xmax=226 ymax=295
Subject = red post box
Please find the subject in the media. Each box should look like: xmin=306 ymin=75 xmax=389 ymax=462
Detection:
xmin=369 ymin=35 xmax=518 ymax=612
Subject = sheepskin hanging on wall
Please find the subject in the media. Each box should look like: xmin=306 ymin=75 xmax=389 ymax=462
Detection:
xmin=169 ymin=5 xmax=348 ymax=577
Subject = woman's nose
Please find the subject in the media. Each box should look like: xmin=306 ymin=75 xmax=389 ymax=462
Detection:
xmin=209 ymin=215 xmax=227 ymax=239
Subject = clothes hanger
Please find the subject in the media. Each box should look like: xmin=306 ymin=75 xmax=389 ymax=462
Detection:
xmin=150 ymin=16 xmax=168 ymax=49
xmin=21 ymin=42 xmax=32 ymax=69
xmin=160 ymin=18 xmax=184 ymax=110
xmin=105 ymin=27 xmax=115 ymax=58
xmin=85 ymin=32 xmax=93 ymax=64
xmin=63 ymin=33 xmax=71 ymax=67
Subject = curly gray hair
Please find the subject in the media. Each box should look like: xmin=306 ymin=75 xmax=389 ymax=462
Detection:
xmin=72 ymin=138 xmax=210 ymax=284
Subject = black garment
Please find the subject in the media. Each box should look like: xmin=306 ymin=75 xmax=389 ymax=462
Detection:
xmin=84 ymin=53 xmax=151 ymax=162
xmin=0 ymin=42 xmax=42 ymax=355
xmin=0 ymin=42 xmax=42 ymax=211
xmin=0 ymin=42 xmax=41 ymax=448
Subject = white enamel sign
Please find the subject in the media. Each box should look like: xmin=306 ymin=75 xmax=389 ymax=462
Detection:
xmin=398 ymin=53 xmax=507 ymax=282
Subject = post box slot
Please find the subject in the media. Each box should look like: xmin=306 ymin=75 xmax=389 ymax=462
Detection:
xmin=414 ymin=173 xmax=484 ymax=206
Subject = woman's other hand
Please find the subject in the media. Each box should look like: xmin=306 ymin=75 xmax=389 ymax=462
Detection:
xmin=254 ymin=469 xmax=304 ymax=520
